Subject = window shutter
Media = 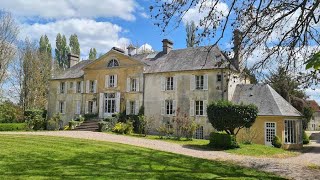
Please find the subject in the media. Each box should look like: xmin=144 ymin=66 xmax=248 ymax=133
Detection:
xmin=190 ymin=100 xmax=195 ymax=116
xmin=93 ymin=101 xmax=97 ymax=113
xmin=86 ymin=80 xmax=89 ymax=93
xmin=114 ymin=74 xmax=118 ymax=87
xmin=80 ymin=81 xmax=84 ymax=93
xmin=173 ymin=100 xmax=177 ymax=116
xmin=63 ymin=101 xmax=66 ymax=114
xmin=73 ymin=81 xmax=77 ymax=93
xmin=135 ymin=100 xmax=139 ymax=115
xmin=161 ymin=77 xmax=165 ymax=91
xmin=126 ymin=78 xmax=130 ymax=92
xmin=174 ymin=76 xmax=177 ymax=90
xmin=57 ymin=84 xmax=60 ymax=94
xmin=126 ymin=100 xmax=130 ymax=115
xmin=203 ymin=100 xmax=208 ymax=116
xmin=105 ymin=75 xmax=109 ymax=88
xmin=99 ymin=93 xmax=104 ymax=118
xmin=116 ymin=92 xmax=121 ymax=113
xmin=190 ymin=75 xmax=195 ymax=91
xmin=94 ymin=80 xmax=97 ymax=93
xmin=85 ymin=101 xmax=89 ymax=114
xmin=56 ymin=101 xmax=59 ymax=112
xmin=204 ymin=74 xmax=208 ymax=90
xmin=161 ymin=100 xmax=165 ymax=115
xmin=136 ymin=78 xmax=140 ymax=92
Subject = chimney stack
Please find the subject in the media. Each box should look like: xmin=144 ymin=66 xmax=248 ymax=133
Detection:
xmin=162 ymin=39 xmax=173 ymax=54
xmin=233 ymin=29 xmax=242 ymax=71
xmin=127 ymin=44 xmax=136 ymax=56
xmin=68 ymin=53 xmax=79 ymax=68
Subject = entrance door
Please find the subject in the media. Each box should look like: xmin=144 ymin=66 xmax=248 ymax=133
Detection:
xmin=265 ymin=122 xmax=276 ymax=146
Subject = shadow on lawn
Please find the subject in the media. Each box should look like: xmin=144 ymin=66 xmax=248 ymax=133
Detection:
xmin=0 ymin=135 xmax=284 ymax=180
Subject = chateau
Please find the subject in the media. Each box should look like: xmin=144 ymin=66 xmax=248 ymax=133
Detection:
xmin=48 ymin=38 xmax=303 ymax=149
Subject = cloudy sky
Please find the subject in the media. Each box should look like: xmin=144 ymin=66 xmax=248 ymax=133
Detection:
xmin=2 ymin=0 xmax=319 ymax=103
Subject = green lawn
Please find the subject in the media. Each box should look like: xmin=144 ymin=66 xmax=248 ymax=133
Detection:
xmin=0 ymin=135 xmax=283 ymax=179
xmin=108 ymin=132 xmax=299 ymax=158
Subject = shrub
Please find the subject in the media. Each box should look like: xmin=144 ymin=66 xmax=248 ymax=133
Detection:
xmin=124 ymin=121 xmax=134 ymax=134
xmin=209 ymin=132 xmax=239 ymax=149
xmin=207 ymin=100 xmax=258 ymax=136
xmin=0 ymin=101 xmax=23 ymax=123
xmin=240 ymin=128 xmax=258 ymax=144
xmin=68 ymin=120 xmax=78 ymax=130
xmin=46 ymin=113 xmax=61 ymax=130
xmin=83 ymin=113 xmax=98 ymax=120
xmin=113 ymin=122 xmax=126 ymax=134
xmin=303 ymin=131 xmax=310 ymax=144
xmin=272 ymin=136 xmax=282 ymax=148
xmin=98 ymin=121 xmax=108 ymax=132
xmin=0 ymin=123 xmax=26 ymax=131
xmin=25 ymin=109 xmax=45 ymax=131
xmin=157 ymin=123 xmax=174 ymax=139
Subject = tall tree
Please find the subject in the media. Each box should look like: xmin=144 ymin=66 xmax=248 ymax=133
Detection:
xmin=55 ymin=33 xmax=69 ymax=69
xmin=39 ymin=35 xmax=52 ymax=105
xmin=69 ymin=34 xmax=80 ymax=56
xmin=186 ymin=21 xmax=197 ymax=48
xmin=0 ymin=10 xmax=19 ymax=85
xmin=89 ymin=48 xmax=97 ymax=60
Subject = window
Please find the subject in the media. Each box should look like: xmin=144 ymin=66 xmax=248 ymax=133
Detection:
xmin=76 ymin=81 xmax=81 ymax=93
xmin=195 ymin=75 xmax=204 ymax=89
xmin=285 ymin=120 xmax=302 ymax=144
xmin=166 ymin=100 xmax=174 ymax=115
xmin=60 ymin=82 xmax=65 ymax=93
xmin=265 ymin=122 xmax=276 ymax=145
xmin=109 ymin=75 xmax=115 ymax=87
xmin=217 ymin=74 xmax=222 ymax=82
xmin=59 ymin=101 xmax=65 ymax=114
xmin=75 ymin=101 xmax=81 ymax=114
xmin=195 ymin=101 xmax=204 ymax=116
xmin=107 ymin=59 xmax=119 ymax=67
xmin=69 ymin=82 xmax=74 ymax=89
xmin=105 ymin=93 xmax=116 ymax=114
xmin=130 ymin=101 xmax=136 ymax=115
xmin=166 ymin=77 xmax=174 ymax=90
xmin=131 ymin=78 xmax=137 ymax=91
xmin=195 ymin=126 xmax=204 ymax=139
xmin=88 ymin=101 xmax=94 ymax=114
xmin=90 ymin=80 xmax=95 ymax=93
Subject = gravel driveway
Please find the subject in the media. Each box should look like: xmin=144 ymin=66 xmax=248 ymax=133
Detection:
xmin=1 ymin=131 xmax=320 ymax=180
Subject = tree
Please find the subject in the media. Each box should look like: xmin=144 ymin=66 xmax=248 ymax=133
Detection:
xmin=306 ymin=51 xmax=320 ymax=70
xmin=55 ymin=33 xmax=69 ymax=69
xmin=69 ymin=34 xmax=80 ymax=56
xmin=186 ymin=21 xmax=198 ymax=47
xmin=0 ymin=10 xmax=19 ymax=85
xmin=302 ymin=106 xmax=313 ymax=130
xmin=150 ymin=1 xmax=320 ymax=75
xmin=207 ymin=100 xmax=258 ymax=136
xmin=243 ymin=68 xmax=257 ymax=84
xmin=89 ymin=48 xmax=97 ymax=60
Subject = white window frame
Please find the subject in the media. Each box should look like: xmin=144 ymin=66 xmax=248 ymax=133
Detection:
xmin=166 ymin=76 xmax=174 ymax=91
xmin=105 ymin=93 xmax=116 ymax=115
xmin=76 ymin=81 xmax=81 ymax=93
xmin=195 ymin=126 xmax=204 ymax=139
xmin=195 ymin=75 xmax=204 ymax=90
xmin=88 ymin=101 xmax=94 ymax=114
xmin=75 ymin=101 xmax=81 ymax=115
xmin=59 ymin=101 xmax=65 ymax=114
xmin=130 ymin=101 xmax=136 ymax=115
xmin=60 ymin=82 xmax=65 ymax=94
xmin=165 ymin=100 xmax=174 ymax=115
xmin=195 ymin=101 xmax=204 ymax=116
xmin=284 ymin=119 xmax=302 ymax=144
xmin=109 ymin=75 xmax=115 ymax=88
xmin=89 ymin=81 xmax=95 ymax=93
xmin=107 ymin=59 xmax=119 ymax=67
xmin=265 ymin=122 xmax=276 ymax=146
xmin=130 ymin=78 xmax=137 ymax=91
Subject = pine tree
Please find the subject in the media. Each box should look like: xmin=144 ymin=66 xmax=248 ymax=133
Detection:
xmin=69 ymin=34 xmax=80 ymax=56
xmin=55 ymin=33 xmax=69 ymax=69
xmin=186 ymin=21 xmax=198 ymax=48
xmin=89 ymin=48 xmax=97 ymax=60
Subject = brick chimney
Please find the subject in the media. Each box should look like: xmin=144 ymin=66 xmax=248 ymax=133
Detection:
xmin=68 ymin=53 xmax=79 ymax=68
xmin=233 ymin=29 xmax=243 ymax=71
xmin=127 ymin=44 xmax=136 ymax=56
xmin=162 ymin=39 xmax=173 ymax=54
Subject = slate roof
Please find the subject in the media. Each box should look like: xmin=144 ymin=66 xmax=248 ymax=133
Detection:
xmin=51 ymin=60 xmax=94 ymax=80
xmin=232 ymin=84 xmax=302 ymax=117
xmin=132 ymin=45 xmax=236 ymax=73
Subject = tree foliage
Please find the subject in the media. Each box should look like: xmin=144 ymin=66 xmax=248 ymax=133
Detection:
xmin=186 ymin=21 xmax=198 ymax=47
xmin=69 ymin=34 xmax=80 ymax=56
xmin=89 ymin=48 xmax=97 ymax=60
xmin=306 ymin=51 xmax=320 ymax=70
xmin=150 ymin=0 xmax=320 ymax=78
xmin=207 ymin=100 xmax=258 ymax=135
xmin=55 ymin=33 xmax=69 ymax=69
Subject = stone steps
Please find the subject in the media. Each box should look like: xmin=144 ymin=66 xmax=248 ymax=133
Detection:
xmin=73 ymin=120 xmax=100 ymax=131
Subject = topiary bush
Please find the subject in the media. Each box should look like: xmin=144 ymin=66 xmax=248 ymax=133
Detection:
xmin=303 ymin=131 xmax=310 ymax=144
xmin=209 ymin=132 xmax=239 ymax=149
xmin=272 ymin=136 xmax=282 ymax=148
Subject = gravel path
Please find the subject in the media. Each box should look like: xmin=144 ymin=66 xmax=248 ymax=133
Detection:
xmin=1 ymin=131 xmax=320 ymax=180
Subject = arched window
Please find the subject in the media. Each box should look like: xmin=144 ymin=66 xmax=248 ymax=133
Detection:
xmin=107 ymin=59 xmax=119 ymax=67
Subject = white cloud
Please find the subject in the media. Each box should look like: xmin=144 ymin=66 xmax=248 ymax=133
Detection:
xmin=19 ymin=19 xmax=130 ymax=59
xmin=2 ymin=0 xmax=137 ymax=21
xmin=182 ymin=1 xmax=229 ymax=27
xmin=137 ymin=43 xmax=153 ymax=54
xmin=306 ymin=88 xmax=320 ymax=105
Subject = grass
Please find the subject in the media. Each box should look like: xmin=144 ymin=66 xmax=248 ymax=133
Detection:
xmin=307 ymin=163 xmax=320 ymax=170
xmin=0 ymin=135 xmax=284 ymax=180
xmin=0 ymin=123 xmax=26 ymax=131
xmin=106 ymin=132 xmax=299 ymax=158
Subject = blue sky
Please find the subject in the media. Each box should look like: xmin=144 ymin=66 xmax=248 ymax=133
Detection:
xmin=2 ymin=0 xmax=319 ymax=104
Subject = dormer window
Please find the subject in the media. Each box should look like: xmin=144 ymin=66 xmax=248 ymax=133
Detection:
xmin=107 ymin=59 xmax=119 ymax=67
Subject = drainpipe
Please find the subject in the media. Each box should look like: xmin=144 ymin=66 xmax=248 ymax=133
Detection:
xmin=221 ymin=69 xmax=224 ymax=100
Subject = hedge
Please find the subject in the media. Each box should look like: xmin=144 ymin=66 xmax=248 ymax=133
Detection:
xmin=209 ymin=132 xmax=239 ymax=149
xmin=0 ymin=123 xmax=26 ymax=131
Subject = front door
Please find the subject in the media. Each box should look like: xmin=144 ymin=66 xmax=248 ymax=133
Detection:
xmin=265 ymin=122 xmax=276 ymax=146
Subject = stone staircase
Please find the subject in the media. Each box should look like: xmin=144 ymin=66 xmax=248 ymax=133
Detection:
xmin=73 ymin=120 xmax=99 ymax=131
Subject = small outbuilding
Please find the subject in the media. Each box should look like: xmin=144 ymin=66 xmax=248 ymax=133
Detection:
xmin=232 ymin=84 xmax=303 ymax=149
